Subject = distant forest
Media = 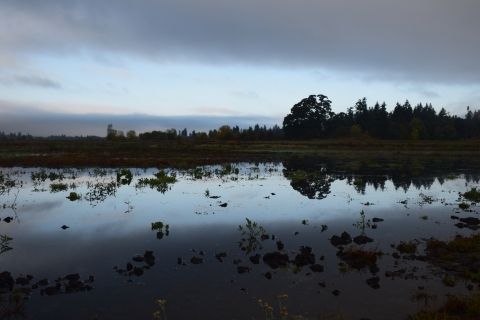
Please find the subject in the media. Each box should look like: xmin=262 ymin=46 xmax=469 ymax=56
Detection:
xmin=2 ymin=95 xmax=480 ymax=141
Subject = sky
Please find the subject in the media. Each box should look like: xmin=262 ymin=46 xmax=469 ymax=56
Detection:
xmin=1 ymin=0 xmax=479 ymax=136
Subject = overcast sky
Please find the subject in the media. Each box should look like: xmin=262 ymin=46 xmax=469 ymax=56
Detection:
xmin=1 ymin=0 xmax=479 ymax=136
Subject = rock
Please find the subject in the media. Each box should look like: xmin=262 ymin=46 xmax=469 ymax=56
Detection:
xmin=61 ymin=225 xmax=69 ymax=229
xmin=144 ymin=251 xmax=155 ymax=266
xmin=459 ymin=217 xmax=480 ymax=225
xmin=263 ymin=252 xmax=289 ymax=269
xmin=177 ymin=257 xmax=183 ymax=265
xmin=454 ymin=223 xmax=465 ymax=229
xmin=233 ymin=259 xmax=243 ymax=265
xmin=65 ymin=273 xmax=80 ymax=281
xmin=132 ymin=254 xmax=144 ymax=262
xmin=215 ymin=252 xmax=227 ymax=262
xmin=209 ymin=196 xmax=220 ymax=199
xmin=451 ymin=215 xmax=460 ymax=220
xmin=294 ymin=246 xmax=315 ymax=266
xmin=249 ymin=254 xmax=261 ymax=264
xmin=294 ymin=231 xmax=299 ymax=235
xmin=309 ymin=264 xmax=324 ymax=273
xmin=467 ymin=225 xmax=480 ymax=230
xmin=321 ymin=225 xmax=328 ymax=232
xmin=15 ymin=276 xmax=31 ymax=286
xmin=190 ymin=257 xmax=204 ymax=264
xmin=263 ymin=272 xmax=272 ymax=280
xmin=237 ymin=266 xmax=251 ymax=274
xmin=332 ymin=290 xmax=341 ymax=296
xmin=0 ymin=271 xmax=14 ymax=293
xmin=366 ymin=276 xmax=380 ymax=289
xmin=3 ymin=217 xmax=12 ymax=223
xmin=353 ymin=235 xmax=374 ymax=245
xmin=133 ymin=266 xmax=144 ymax=276
xmin=372 ymin=218 xmax=384 ymax=222
xmin=260 ymin=234 xmax=270 ymax=240
xmin=392 ymin=252 xmax=401 ymax=259
xmin=219 ymin=203 xmax=228 ymax=207
xmin=276 ymin=241 xmax=285 ymax=250
xmin=36 ymin=278 xmax=49 ymax=286
xmin=126 ymin=262 xmax=133 ymax=271
xmin=199 ymin=251 xmax=205 ymax=255
xmin=330 ymin=232 xmax=352 ymax=247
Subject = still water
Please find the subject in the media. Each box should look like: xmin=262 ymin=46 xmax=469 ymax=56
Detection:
xmin=1 ymin=158 xmax=479 ymax=319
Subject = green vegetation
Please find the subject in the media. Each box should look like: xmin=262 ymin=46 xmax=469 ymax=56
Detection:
xmin=49 ymin=183 xmax=68 ymax=192
xmin=238 ymin=218 xmax=266 ymax=254
xmin=413 ymin=291 xmax=480 ymax=320
xmin=441 ymin=277 xmax=456 ymax=287
xmin=136 ymin=170 xmax=177 ymax=193
xmin=459 ymin=202 xmax=470 ymax=210
xmin=427 ymin=233 xmax=480 ymax=253
xmin=353 ymin=210 xmax=371 ymax=234
xmin=152 ymin=299 xmax=166 ymax=320
xmin=151 ymin=222 xmax=170 ymax=239
xmin=66 ymin=192 xmax=81 ymax=201
xmin=396 ymin=241 xmax=418 ymax=254
xmin=116 ymin=169 xmax=133 ymax=185
xmin=461 ymin=187 xmax=480 ymax=202
xmin=0 ymin=235 xmax=13 ymax=254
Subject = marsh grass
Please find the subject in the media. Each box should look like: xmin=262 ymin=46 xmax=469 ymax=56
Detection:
xmin=396 ymin=241 xmax=418 ymax=254
xmin=50 ymin=183 xmax=68 ymax=192
xmin=461 ymin=187 xmax=480 ymax=202
xmin=412 ymin=291 xmax=480 ymax=320
xmin=427 ymin=234 xmax=480 ymax=253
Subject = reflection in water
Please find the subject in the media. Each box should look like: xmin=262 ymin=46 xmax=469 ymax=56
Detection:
xmin=1 ymin=159 xmax=480 ymax=319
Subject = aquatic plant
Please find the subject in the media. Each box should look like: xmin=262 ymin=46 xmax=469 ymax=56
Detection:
xmin=420 ymin=215 xmax=429 ymax=220
xmin=396 ymin=241 xmax=418 ymax=254
xmin=353 ymin=210 xmax=371 ymax=234
xmin=135 ymin=170 xmax=177 ymax=193
xmin=0 ymin=235 xmax=13 ymax=254
xmin=116 ymin=169 xmax=133 ymax=185
xmin=66 ymin=192 xmax=81 ymax=201
xmin=50 ymin=183 xmax=68 ymax=192
xmin=461 ymin=187 xmax=480 ymax=202
xmin=238 ymin=218 xmax=266 ymax=254
xmin=0 ymin=289 xmax=28 ymax=319
xmin=153 ymin=299 xmax=166 ymax=320
xmin=459 ymin=202 xmax=470 ymax=210
xmin=0 ymin=171 xmax=20 ymax=195
xmin=427 ymin=234 xmax=480 ymax=253
xmin=412 ymin=291 xmax=480 ymax=320
xmin=85 ymin=181 xmax=117 ymax=203
xmin=151 ymin=222 xmax=169 ymax=239
xmin=204 ymin=189 xmax=210 ymax=197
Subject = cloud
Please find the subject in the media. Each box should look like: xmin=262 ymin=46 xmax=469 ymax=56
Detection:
xmin=231 ymin=91 xmax=259 ymax=100
xmin=190 ymin=106 xmax=237 ymax=115
xmin=0 ymin=75 xmax=61 ymax=89
xmin=1 ymin=0 xmax=479 ymax=84
xmin=0 ymin=99 xmax=283 ymax=136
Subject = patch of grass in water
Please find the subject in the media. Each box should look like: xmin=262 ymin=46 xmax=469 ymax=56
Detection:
xmin=50 ymin=183 xmax=68 ymax=192
xmin=413 ymin=291 xmax=480 ymax=320
xmin=461 ymin=187 xmax=480 ymax=202
xmin=396 ymin=241 xmax=418 ymax=254
xmin=442 ymin=277 xmax=456 ymax=287
xmin=459 ymin=202 xmax=471 ymax=210
xmin=427 ymin=234 xmax=480 ymax=253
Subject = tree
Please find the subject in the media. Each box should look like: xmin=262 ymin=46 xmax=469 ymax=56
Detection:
xmin=126 ymin=130 xmax=137 ymax=141
xmin=283 ymin=94 xmax=334 ymax=139
xmin=106 ymin=124 xmax=117 ymax=141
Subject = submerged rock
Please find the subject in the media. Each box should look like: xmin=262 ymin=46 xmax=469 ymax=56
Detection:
xmin=263 ymin=272 xmax=272 ymax=280
xmin=309 ymin=264 xmax=324 ymax=273
xmin=237 ymin=266 xmax=251 ymax=274
xmin=460 ymin=217 xmax=480 ymax=225
xmin=372 ymin=218 xmax=384 ymax=222
xmin=330 ymin=232 xmax=352 ymax=247
xmin=366 ymin=276 xmax=380 ymax=289
xmin=215 ymin=252 xmax=227 ymax=262
xmin=294 ymin=246 xmax=315 ymax=266
xmin=0 ymin=271 xmax=14 ymax=293
xmin=249 ymin=254 xmax=261 ymax=264
xmin=353 ymin=235 xmax=374 ymax=245
xmin=276 ymin=241 xmax=285 ymax=250
xmin=190 ymin=257 xmax=204 ymax=264
xmin=263 ymin=252 xmax=289 ymax=269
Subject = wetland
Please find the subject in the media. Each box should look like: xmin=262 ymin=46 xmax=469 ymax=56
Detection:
xmin=2 ymin=149 xmax=480 ymax=319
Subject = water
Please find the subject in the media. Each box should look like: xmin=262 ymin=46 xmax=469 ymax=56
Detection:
xmin=1 ymin=159 xmax=479 ymax=319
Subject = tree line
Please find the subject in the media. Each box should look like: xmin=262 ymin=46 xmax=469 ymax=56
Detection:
xmin=282 ymin=94 xmax=480 ymax=140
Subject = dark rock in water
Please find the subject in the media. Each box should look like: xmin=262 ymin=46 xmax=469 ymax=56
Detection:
xmin=3 ymin=217 xmax=13 ymax=223
xmin=126 ymin=262 xmax=133 ymax=271
xmin=191 ymin=257 xmax=204 ymax=264
xmin=309 ymin=264 xmax=324 ymax=273
xmin=249 ymin=254 xmax=261 ymax=264
xmin=61 ymin=225 xmax=69 ymax=229
xmin=65 ymin=280 xmax=84 ymax=293
xmin=263 ymin=272 xmax=272 ymax=280
xmin=451 ymin=215 xmax=460 ymax=220
xmin=0 ymin=271 xmax=14 ymax=293
xmin=392 ymin=252 xmax=401 ymax=259
xmin=454 ymin=223 xmax=465 ymax=229
xmin=467 ymin=284 xmax=474 ymax=291
xmin=371 ymin=224 xmax=378 ymax=229
xmin=237 ymin=266 xmax=251 ymax=274
xmin=260 ymin=234 xmax=270 ymax=240
xmin=65 ymin=273 xmax=80 ymax=281
xmin=219 ymin=203 xmax=228 ymax=207
xmin=332 ymin=290 xmax=341 ymax=296
xmin=320 ymin=255 xmax=325 ymax=261
xmin=372 ymin=218 xmax=384 ymax=222
xmin=116 ymin=269 xmax=126 ymax=275
xmin=271 ymin=234 xmax=275 ymax=240
xmin=353 ymin=235 xmax=374 ymax=245
xmin=133 ymin=267 xmax=144 ymax=276
xmin=37 ymin=278 xmax=49 ymax=286
xmin=233 ymin=259 xmax=243 ymax=265
xmin=369 ymin=265 xmax=380 ymax=275
xmin=318 ymin=281 xmax=326 ymax=287
xmin=215 ymin=252 xmax=227 ymax=262
xmin=321 ymin=225 xmax=328 ymax=232
xmin=177 ymin=257 xmax=183 ymax=265
xmin=42 ymin=286 xmax=60 ymax=296
xmin=294 ymin=246 xmax=315 ymax=266
xmin=460 ymin=217 xmax=480 ymax=225
xmin=132 ymin=254 xmax=144 ymax=262
xmin=85 ymin=276 xmax=95 ymax=283
xmin=467 ymin=225 xmax=480 ymax=230
xmin=144 ymin=251 xmax=155 ymax=266
xmin=330 ymin=232 xmax=352 ymax=247
xmin=271 ymin=193 xmax=275 ymax=195
xmin=15 ymin=276 xmax=31 ymax=286
xmin=32 ymin=284 xmax=38 ymax=289
xmin=209 ymin=196 xmax=220 ymax=199
xmin=199 ymin=251 xmax=205 ymax=255
xmin=294 ymin=231 xmax=299 ymax=235
xmin=263 ymin=252 xmax=289 ymax=269
xmin=276 ymin=241 xmax=285 ymax=250
xmin=366 ymin=276 xmax=380 ymax=289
